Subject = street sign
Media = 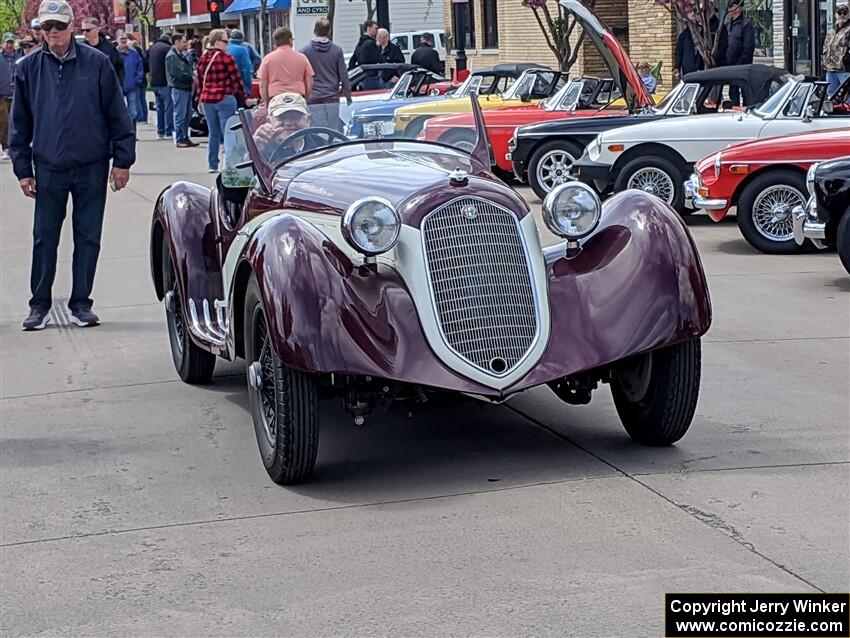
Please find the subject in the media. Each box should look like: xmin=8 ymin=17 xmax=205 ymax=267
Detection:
xmin=296 ymin=0 xmax=328 ymax=15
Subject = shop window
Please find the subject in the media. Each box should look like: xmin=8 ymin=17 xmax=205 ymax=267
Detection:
xmin=482 ymin=0 xmax=498 ymax=49
xmin=452 ymin=1 xmax=475 ymax=50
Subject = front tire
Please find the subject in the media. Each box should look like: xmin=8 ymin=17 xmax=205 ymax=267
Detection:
xmin=611 ymin=338 xmax=701 ymax=446
xmin=438 ymin=129 xmax=477 ymax=153
xmin=527 ymin=140 xmax=583 ymax=201
xmin=737 ymin=169 xmax=808 ymax=254
xmin=837 ymin=209 xmax=850 ymax=275
xmin=163 ymin=246 xmax=216 ymax=384
xmin=244 ymin=274 xmax=319 ymax=485
xmin=615 ymin=155 xmax=686 ymax=214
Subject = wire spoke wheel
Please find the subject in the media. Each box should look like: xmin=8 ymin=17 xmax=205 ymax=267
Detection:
xmin=751 ymin=185 xmax=803 ymax=242
xmin=627 ymin=167 xmax=675 ymax=203
xmin=535 ymin=149 xmax=576 ymax=192
xmin=252 ymin=310 xmax=277 ymax=447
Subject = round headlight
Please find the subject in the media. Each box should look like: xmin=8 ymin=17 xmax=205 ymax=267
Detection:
xmin=342 ymin=197 xmax=401 ymax=256
xmin=806 ymin=163 xmax=817 ymax=195
xmin=542 ymin=182 xmax=602 ymax=240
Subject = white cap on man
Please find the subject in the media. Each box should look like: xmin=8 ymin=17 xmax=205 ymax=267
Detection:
xmin=268 ymin=93 xmax=310 ymax=118
xmin=37 ymin=0 xmax=74 ymax=24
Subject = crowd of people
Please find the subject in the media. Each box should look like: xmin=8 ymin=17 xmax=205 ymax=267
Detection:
xmin=674 ymin=0 xmax=850 ymax=97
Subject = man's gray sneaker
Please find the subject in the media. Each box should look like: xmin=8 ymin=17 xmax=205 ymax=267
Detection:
xmin=70 ymin=307 xmax=100 ymax=327
xmin=22 ymin=308 xmax=50 ymax=331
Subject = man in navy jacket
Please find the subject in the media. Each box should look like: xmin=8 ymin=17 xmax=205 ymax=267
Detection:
xmin=10 ymin=0 xmax=136 ymax=330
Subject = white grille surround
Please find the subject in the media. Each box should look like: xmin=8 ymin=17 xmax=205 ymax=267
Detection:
xmin=420 ymin=197 xmax=542 ymax=378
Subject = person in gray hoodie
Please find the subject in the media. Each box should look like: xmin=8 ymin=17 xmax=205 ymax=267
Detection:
xmin=299 ymin=18 xmax=352 ymax=132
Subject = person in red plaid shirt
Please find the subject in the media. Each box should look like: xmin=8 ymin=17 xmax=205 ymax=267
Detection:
xmin=197 ymin=29 xmax=246 ymax=173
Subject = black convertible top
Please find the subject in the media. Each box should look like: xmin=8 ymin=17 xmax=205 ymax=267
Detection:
xmin=489 ymin=63 xmax=551 ymax=77
xmin=683 ymin=64 xmax=789 ymax=103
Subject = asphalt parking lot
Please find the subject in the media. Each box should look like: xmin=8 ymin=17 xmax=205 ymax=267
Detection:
xmin=1 ymin=123 xmax=848 ymax=636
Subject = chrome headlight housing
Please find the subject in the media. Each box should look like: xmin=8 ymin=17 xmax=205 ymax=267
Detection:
xmin=806 ymin=163 xmax=817 ymax=195
xmin=542 ymin=182 xmax=602 ymax=240
xmin=341 ymin=197 xmax=401 ymax=256
xmin=713 ymin=152 xmax=722 ymax=179
xmin=508 ymin=134 xmax=517 ymax=152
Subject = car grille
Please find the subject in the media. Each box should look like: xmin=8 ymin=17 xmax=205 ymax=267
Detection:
xmin=422 ymin=198 xmax=538 ymax=376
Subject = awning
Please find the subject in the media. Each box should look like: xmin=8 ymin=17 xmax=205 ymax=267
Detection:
xmin=223 ymin=0 xmax=290 ymax=15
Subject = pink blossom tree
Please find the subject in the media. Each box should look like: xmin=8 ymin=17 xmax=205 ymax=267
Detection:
xmin=656 ymin=0 xmax=723 ymax=68
xmin=521 ymin=0 xmax=597 ymax=73
xmin=23 ymin=0 xmax=118 ymax=34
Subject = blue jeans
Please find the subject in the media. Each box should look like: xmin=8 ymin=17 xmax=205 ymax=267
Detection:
xmin=30 ymin=160 xmax=110 ymax=312
xmin=203 ymin=95 xmax=237 ymax=170
xmin=826 ymin=71 xmax=850 ymax=98
xmin=153 ymin=86 xmax=174 ymax=137
xmin=125 ymin=89 xmax=139 ymax=130
xmin=171 ymin=88 xmax=192 ymax=143
xmin=136 ymin=88 xmax=148 ymax=124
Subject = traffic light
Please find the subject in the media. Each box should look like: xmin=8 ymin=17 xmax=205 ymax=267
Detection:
xmin=207 ymin=0 xmax=221 ymax=27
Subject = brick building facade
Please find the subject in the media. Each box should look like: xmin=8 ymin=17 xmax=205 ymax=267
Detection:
xmin=441 ymin=0 xmax=679 ymax=92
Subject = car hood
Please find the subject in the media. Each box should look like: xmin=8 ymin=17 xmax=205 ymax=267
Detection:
xmin=518 ymin=112 xmax=657 ymax=138
xmin=560 ymin=0 xmax=653 ymax=111
xmin=273 ymin=141 xmax=528 ymax=225
xmin=423 ymin=104 xmax=548 ymax=130
xmin=353 ymin=94 xmax=447 ymax=119
xmin=395 ymin=95 xmax=531 ymax=118
xmin=716 ymin=127 xmax=850 ymax=162
xmin=598 ymin=111 xmax=757 ymax=142
xmin=351 ymin=95 xmax=446 ymax=117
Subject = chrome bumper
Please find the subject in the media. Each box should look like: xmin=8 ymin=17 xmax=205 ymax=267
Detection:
xmin=684 ymin=175 xmax=727 ymax=211
xmin=792 ymin=197 xmax=827 ymax=248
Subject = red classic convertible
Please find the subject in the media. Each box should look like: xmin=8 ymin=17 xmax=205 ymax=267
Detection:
xmin=417 ymin=0 xmax=652 ymax=174
xmin=686 ymin=128 xmax=850 ymax=254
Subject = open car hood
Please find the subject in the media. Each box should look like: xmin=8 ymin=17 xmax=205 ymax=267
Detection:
xmin=560 ymin=0 xmax=653 ymax=112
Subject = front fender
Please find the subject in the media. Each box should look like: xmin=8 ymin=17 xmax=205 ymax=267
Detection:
xmin=239 ymin=215 xmax=495 ymax=394
xmin=511 ymin=190 xmax=712 ymax=392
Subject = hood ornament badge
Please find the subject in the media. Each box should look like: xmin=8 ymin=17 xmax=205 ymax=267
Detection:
xmin=461 ymin=204 xmax=479 ymax=220
xmin=449 ymin=168 xmax=469 ymax=186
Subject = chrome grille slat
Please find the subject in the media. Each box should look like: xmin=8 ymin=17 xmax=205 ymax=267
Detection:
xmin=422 ymin=197 xmax=538 ymax=376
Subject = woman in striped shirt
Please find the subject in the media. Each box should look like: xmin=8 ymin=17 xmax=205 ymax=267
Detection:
xmin=197 ymin=30 xmax=246 ymax=173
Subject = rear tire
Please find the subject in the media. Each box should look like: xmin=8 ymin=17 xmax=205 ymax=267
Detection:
xmin=615 ymin=155 xmax=686 ymax=214
xmin=403 ymin=117 xmax=428 ymax=139
xmin=163 ymin=246 xmax=216 ymax=384
xmin=837 ymin=209 xmax=850 ymax=275
xmin=611 ymin=338 xmax=701 ymax=446
xmin=527 ymin=139 xmax=583 ymax=201
xmin=737 ymin=169 xmax=808 ymax=254
xmin=244 ymin=274 xmax=320 ymax=485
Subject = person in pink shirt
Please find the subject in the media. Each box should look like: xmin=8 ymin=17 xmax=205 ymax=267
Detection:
xmin=258 ymin=27 xmax=314 ymax=103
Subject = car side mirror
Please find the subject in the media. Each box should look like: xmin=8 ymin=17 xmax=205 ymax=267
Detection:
xmin=822 ymin=100 xmax=834 ymax=114
xmin=803 ymin=105 xmax=815 ymax=122
xmin=721 ymin=99 xmax=734 ymax=111
xmin=520 ymin=90 xmax=532 ymax=103
xmin=428 ymin=88 xmax=440 ymax=96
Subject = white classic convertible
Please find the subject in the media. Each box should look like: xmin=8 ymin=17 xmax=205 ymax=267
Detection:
xmin=572 ymin=75 xmax=850 ymax=212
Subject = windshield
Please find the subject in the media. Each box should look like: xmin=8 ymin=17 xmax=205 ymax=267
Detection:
xmin=501 ymin=71 xmax=557 ymax=100
xmin=545 ymin=79 xmax=585 ymax=111
xmin=652 ymin=82 xmax=684 ymax=113
xmin=223 ymin=102 xmax=483 ymax=181
xmin=454 ymin=74 xmax=481 ymax=98
xmin=754 ymin=80 xmax=798 ymax=118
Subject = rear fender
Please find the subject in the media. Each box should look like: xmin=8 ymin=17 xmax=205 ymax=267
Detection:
xmin=150 ymin=182 xmax=225 ymax=349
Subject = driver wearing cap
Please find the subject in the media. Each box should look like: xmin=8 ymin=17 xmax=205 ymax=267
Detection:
xmin=253 ymin=92 xmax=311 ymax=159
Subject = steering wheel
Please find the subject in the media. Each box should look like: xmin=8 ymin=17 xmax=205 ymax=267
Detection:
xmin=269 ymin=127 xmax=350 ymax=165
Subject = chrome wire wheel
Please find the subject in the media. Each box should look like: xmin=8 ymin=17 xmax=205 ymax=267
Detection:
xmin=170 ymin=287 xmax=185 ymax=357
xmin=535 ymin=149 xmax=576 ymax=193
xmin=251 ymin=308 xmax=277 ymax=448
xmin=627 ymin=167 xmax=675 ymax=203
xmin=751 ymin=184 xmax=804 ymax=242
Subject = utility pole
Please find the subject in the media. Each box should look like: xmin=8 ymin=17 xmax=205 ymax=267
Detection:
xmin=452 ymin=0 xmax=468 ymax=75
xmin=376 ymin=0 xmax=389 ymax=28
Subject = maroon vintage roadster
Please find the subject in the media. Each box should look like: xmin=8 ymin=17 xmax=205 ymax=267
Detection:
xmin=149 ymin=98 xmax=712 ymax=485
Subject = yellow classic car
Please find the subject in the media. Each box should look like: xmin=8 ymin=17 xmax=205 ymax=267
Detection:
xmin=395 ymin=66 xmax=565 ymax=137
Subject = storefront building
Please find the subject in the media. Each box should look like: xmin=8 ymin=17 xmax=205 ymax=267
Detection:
xmin=154 ymin=0 xmax=238 ymax=33
xmin=442 ymin=0 xmax=843 ymax=90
